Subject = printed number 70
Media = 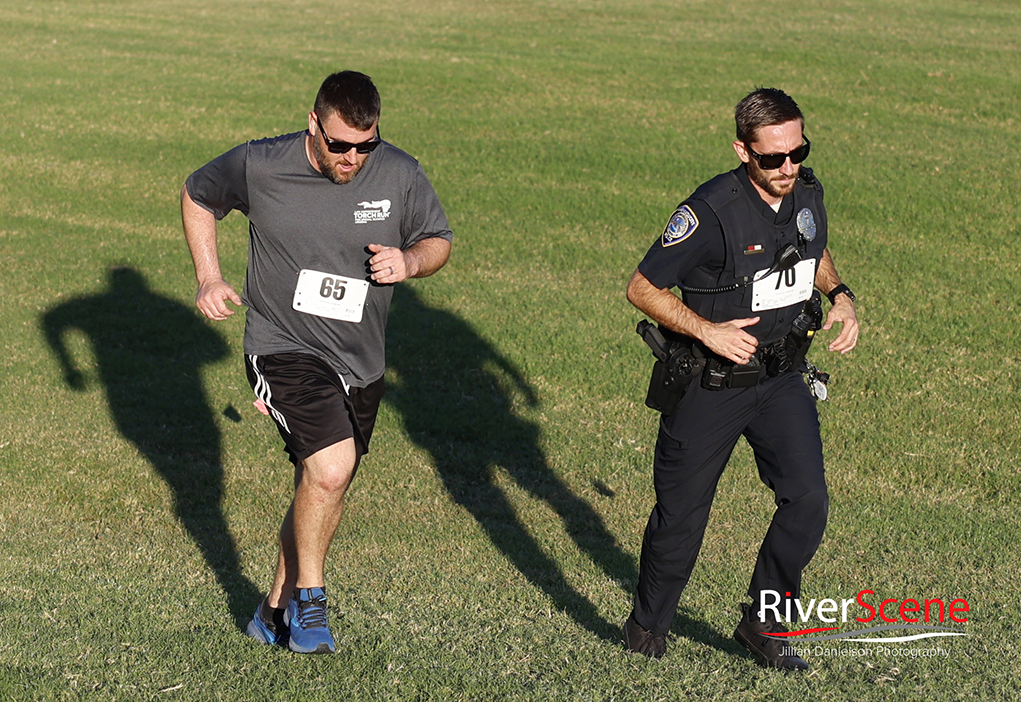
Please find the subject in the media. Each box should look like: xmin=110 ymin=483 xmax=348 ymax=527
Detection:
xmin=775 ymin=268 xmax=796 ymax=290
xmin=319 ymin=277 xmax=347 ymax=300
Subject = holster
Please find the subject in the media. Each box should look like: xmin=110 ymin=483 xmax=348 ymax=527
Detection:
xmin=643 ymin=334 xmax=705 ymax=414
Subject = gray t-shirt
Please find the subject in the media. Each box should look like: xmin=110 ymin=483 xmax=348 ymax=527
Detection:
xmin=185 ymin=131 xmax=452 ymax=387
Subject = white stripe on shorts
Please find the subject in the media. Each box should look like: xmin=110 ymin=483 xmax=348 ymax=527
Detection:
xmin=248 ymin=354 xmax=291 ymax=434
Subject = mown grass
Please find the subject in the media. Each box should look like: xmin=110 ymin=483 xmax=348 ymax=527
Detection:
xmin=1 ymin=0 xmax=1019 ymax=699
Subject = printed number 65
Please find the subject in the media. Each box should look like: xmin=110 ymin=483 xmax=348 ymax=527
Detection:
xmin=319 ymin=277 xmax=346 ymax=300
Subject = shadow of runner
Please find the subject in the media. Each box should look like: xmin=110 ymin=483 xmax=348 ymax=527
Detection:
xmin=385 ymin=286 xmax=638 ymax=643
xmin=41 ymin=266 xmax=260 ymax=626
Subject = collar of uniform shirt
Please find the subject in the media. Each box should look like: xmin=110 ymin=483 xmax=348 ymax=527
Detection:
xmin=740 ymin=165 xmax=796 ymax=224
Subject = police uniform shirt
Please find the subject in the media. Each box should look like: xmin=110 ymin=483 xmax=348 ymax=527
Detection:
xmin=637 ymin=165 xmax=825 ymax=345
xmin=638 ymin=196 xmax=725 ymax=296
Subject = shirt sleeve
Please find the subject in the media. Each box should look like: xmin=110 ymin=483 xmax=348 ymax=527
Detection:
xmin=399 ymin=162 xmax=453 ymax=249
xmin=184 ymin=142 xmax=250 ymax=220
xmin=637 ymin=198 xmax=724 ymax=290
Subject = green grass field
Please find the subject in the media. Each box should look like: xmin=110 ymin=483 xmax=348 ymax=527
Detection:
xmin=2 ymin=0 xmax=1019 ymax=699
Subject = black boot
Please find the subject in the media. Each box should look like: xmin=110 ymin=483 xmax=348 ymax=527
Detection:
xmin=623 ymin=616 xmax=667 ymax=659
xmin=733 ymin=603 xmax=809 ymax=671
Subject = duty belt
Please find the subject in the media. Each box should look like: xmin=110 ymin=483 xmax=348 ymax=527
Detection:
xmin=701 ymin=338 xmax=792 ymax=391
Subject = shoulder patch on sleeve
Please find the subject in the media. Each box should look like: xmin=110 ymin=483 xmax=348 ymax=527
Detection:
xmin=662 ymin=204 xmax=699 ymax=247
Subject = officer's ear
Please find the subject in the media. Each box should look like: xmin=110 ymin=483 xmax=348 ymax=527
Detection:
xmin=733 ymin=140 xmax=752 ymax=164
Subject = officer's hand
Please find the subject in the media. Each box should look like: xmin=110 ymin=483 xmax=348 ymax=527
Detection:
xmin=368 ymin=243 xmax=411 ymax=284
xmin=703 ymin=317 xmax=760 ymax=365
xmin=823 ymin=296 xmax=858 ymax=353
xmin=196 ymin=278 xmax=242 ymax=321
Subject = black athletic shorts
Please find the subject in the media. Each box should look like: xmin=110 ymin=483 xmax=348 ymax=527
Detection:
xmin=245 ymin=352 xmax=385 ymax=465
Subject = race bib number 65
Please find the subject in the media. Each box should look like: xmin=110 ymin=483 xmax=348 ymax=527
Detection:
xmin=751 ymin=258 xmax=816 ymax=312
xmin=292 ymin=269 xmax=369 ymax=323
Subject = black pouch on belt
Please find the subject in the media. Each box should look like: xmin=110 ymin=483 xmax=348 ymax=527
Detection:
xmin=762 ymin=290 xmax=824 ymax=377
xmin=701 ymin=356 xmax=764 ymax=390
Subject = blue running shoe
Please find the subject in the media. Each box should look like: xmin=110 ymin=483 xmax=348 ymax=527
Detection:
xmin=286 ymin=587 xmax=335 ymax=654
xmin=245 ymin=602 xmax=289 ymax=647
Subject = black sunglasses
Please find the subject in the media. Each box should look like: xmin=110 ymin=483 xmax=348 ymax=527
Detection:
xmin=315 ymin=115 xmax=381 ymax=154
xmin=745 ymin=137 xmax=811 ymax=170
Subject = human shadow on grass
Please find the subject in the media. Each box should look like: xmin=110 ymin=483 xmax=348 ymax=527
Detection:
xmin=384 ymin=286 xmax=638 ymax=644
xmin=673 ymin=608 xmax=750 ymax=657
xmin=41 ymin=266 xmax=260 ymax=626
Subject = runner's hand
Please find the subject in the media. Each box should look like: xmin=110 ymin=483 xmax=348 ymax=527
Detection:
xmin=196 ymin=279 xmax=241 ymax=320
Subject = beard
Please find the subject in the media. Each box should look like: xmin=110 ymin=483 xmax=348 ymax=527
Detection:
xmin=311 ymin=134 xmax=365 ymax=185
xmin=747 ymin=158 xmax=798 ymax=199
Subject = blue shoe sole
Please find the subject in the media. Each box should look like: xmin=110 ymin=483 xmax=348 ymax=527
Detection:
xmin=246 ymin=609 xmax=289 ymax=647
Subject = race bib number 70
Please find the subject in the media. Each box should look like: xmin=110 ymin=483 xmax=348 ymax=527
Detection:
xmin=292 ymin=269 xmax=370 ymax=323
xmin=751 ymin=258 xmax=816 ymax=312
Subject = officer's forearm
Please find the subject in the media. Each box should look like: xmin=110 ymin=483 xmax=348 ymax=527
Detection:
xmin=626 ymin=269 xmax=712 ymax=341
xmin=815 ymin=248 xmax=843 ymax=297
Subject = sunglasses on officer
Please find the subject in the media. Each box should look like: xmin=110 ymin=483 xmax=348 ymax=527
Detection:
xmin=745 ymin=137 xmax=811 ymax=170
xmin=315 ymin=114 xmax=381 ymax=154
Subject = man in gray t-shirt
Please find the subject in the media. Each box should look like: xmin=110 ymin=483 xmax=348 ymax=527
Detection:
xmin=182 ymin=71 xmax=452 ymax=654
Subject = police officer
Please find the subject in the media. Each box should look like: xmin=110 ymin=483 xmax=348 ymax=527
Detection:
xmin=623 ymin=88 xmax=858 ymax=670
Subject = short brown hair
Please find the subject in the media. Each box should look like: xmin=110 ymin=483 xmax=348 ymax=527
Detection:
xmin=735 ymin=87 xmax=804 ymax=144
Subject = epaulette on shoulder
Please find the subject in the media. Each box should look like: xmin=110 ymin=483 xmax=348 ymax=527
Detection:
xmin=798 ymin=166 xmax=819 ymax=189
xmin=695 ymin=170 xmax=743 ymax=210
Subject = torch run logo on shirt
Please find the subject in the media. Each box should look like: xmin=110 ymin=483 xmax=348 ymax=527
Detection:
xmin=354 ymin=199 xmax=392 ymax=224
xmin=758 ymin=590 xmax=969 ymax=658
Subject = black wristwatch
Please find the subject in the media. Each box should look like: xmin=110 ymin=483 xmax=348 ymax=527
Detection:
xmin=827 ymin=283 xmax=856 ymax=304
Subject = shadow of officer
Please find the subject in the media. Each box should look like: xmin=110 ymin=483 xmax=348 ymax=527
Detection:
xmin=385 ymin=285 xmax=637 ymax=642
xmin=41 ymin=266 xmax=260 ymax=625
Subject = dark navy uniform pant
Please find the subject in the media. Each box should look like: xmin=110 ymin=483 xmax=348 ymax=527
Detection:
xmin=631 ymin=370 xmax=828 ymax=635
